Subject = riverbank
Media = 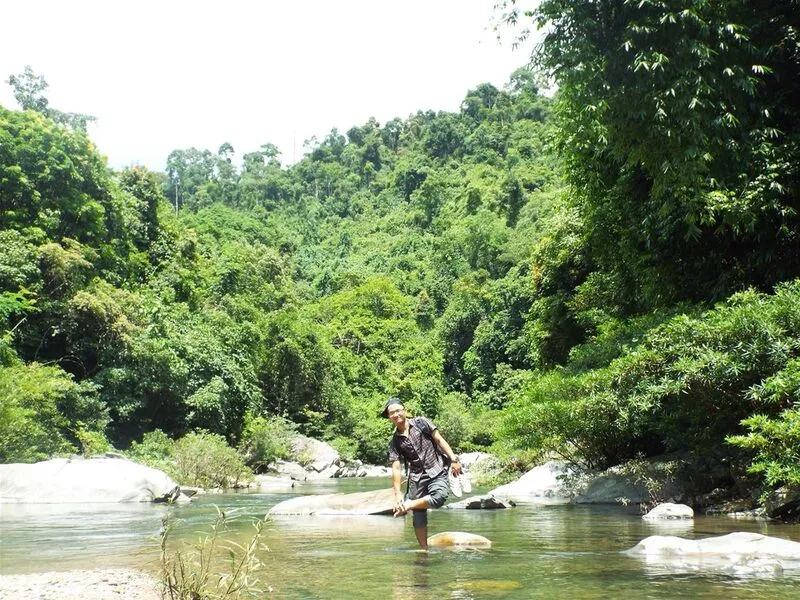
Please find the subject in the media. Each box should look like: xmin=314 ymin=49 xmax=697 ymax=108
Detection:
xmin=0 ymin=568 xmax=159 ymax=600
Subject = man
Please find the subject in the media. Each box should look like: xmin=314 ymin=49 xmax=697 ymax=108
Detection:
xmin=381 ymin=397 xmax=462 ymax=550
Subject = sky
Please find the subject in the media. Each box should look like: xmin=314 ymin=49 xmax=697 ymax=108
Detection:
xmin=0 ymin=1 xmax=536 ymax=171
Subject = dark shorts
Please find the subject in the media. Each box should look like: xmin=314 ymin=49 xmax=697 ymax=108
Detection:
xmin=407 ymin=470 xmax=449 ymax=527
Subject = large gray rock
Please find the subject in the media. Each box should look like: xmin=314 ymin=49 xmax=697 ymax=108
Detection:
xmin=291 ymin=435 xmax=341 ymax=473
xmin=624 ymin=532 xmax=800 ymax=575
xmin=268 ymin=487 xmax=396 ymax=516
xmin=334 ymin=462 xmax=391 ymax=478
xmin=488 ymin=460 xmax=574 ymax=504
xmin=764 ymin=486 xmax=800 ymax=522
xmin=573 ymin=472 xmax=648 ymax=504
xmin=642 ymin=502 xmax=694 ymax=521
xmin=0 ymin=457 xmax=179 ymax=503
xmin=270 ymin=459 xmax=311 ymax=481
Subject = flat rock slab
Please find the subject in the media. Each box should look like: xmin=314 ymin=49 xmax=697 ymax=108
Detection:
xmin=428 ymin=531 xmax=492 ymax=548
xmin=268 ymin=487 xmax=396 ymax=516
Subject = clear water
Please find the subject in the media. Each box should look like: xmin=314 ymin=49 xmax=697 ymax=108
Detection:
xmin=2 ymin=478 xmax=799 ymax=598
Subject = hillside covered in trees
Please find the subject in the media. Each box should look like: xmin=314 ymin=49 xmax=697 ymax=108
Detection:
xmin=2 ymin=1 xmax=798 ymax=503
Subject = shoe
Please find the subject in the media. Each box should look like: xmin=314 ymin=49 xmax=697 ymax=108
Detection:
xmin=460 ymin=472 xmax=472 ymax=494
xmin=448 ymin=471 xmax=463 ymax=497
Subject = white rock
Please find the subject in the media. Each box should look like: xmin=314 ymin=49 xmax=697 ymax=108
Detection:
xmin=624 ymin=532 xmax=800 ymax=574
xmin=0 ymin=457 xmax=179 ymax=503
xmin=643 ymin=502 xmax=694 ymax=521
xmin=254 ymin=474 xmax=295 ymax=490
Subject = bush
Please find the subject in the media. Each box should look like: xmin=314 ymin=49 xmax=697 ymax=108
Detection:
xmin=127 ymin=429 xmax=253 ymax=488
xmin=172 ymin=431 xmax=252 ymax=488
xmin=76 ymin=425 xmax=112 ymax=457
xmin=0 ymin=362 xmax=98 ymax=463
xmin=501 ymin=280 xmax=800 ymax=477
xmin=125 ymin=429 xmax=176 ymax=474
xmin=237 ymin=413 xmax=295 ymax=472
xmin=728 ymin=357 xmax=800 ymax=491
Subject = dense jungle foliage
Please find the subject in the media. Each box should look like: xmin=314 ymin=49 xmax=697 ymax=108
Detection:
xmin=2 ymin=1 xmax=798 ymax=501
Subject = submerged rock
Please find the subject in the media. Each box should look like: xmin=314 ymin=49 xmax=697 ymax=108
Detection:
xmin=0 ymin=457 xmax=179 ymax=503
xmin=428 ymin=531 xmax=492 ymax=548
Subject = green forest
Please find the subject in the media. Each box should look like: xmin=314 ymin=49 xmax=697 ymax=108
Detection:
xmin=2 ymin=1 xmax=798 ymax=502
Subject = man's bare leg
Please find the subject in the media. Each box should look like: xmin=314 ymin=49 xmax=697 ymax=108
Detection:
xmin=394 ymin=496 xmax=431 ymax=515
xmin=414 ymin=525 xmax=428 ymax=550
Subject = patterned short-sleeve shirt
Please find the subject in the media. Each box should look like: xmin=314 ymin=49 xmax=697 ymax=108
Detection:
xmin=388 ymin=416 xmax=446 ymax=481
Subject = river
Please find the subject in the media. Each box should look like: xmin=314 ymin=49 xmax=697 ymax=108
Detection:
xmin=1 ymin=478 xmax=799 ymax=598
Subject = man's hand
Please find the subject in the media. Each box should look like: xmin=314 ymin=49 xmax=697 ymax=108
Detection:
xmin=450 ymin=460 xmax=463 ymax=477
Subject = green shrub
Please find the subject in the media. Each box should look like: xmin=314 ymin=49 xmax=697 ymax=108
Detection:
xmin=237 ymin=413 xmax=295 ymax=472
xmin=76 ymin=425 xmax=112 ymax=457
xmin=172 ymin=431 xmax=252 ymax=488
xmin=327 ymin=436 xmax=358 ymax=461
xmin=0 ymin=362 xmax=88 ymax=462
xmin=502 ymin=280 xmax=800 ymax=476
xmin=125 ymin=429 xmax=176 ymax=474
xmin=728 ymin=357 xmax=800 ymax=490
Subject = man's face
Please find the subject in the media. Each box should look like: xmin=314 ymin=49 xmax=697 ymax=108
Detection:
xmin=387 ymin=403 xmax=406 ymax=427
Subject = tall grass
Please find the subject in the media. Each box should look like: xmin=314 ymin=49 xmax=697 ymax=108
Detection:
xmin=159 ymin=508 xmax=269 ymax=599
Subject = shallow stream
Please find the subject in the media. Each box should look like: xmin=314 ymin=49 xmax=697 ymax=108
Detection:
xmin=2 ymin=478 xmax=799 ymax=598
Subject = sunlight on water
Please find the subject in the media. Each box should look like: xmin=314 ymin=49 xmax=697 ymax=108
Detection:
xmin=2 ymin=479 xmax=799 ymax=598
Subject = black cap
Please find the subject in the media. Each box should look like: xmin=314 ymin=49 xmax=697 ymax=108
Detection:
xmin=380 ymin=397 xmax=402 ymax=418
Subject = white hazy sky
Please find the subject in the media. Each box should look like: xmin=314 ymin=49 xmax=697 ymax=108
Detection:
xmin=0 ymin=1 xmax=535 ymax=171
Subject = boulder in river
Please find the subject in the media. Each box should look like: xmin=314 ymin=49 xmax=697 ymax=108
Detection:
xmin=0 ymin=456 xmax=179 ymax=503
xmin=624 ymin=532 xmax=800 ymax=575
xmin=642 ymin=502 xmax=694 ymax=521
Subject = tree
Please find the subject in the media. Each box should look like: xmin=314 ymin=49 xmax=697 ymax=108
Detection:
xmin=6 ymin=66 xmax=96 ymax=131
xmin=529 ymin=0 xmax=800 ymax=306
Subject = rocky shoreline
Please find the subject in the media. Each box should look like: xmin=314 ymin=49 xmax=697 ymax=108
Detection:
xmin=0 ymin=568 xmax=160 ymax=600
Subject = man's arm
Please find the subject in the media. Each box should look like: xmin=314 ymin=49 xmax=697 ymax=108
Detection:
xmin=391 ymin=459 xmax=404 ymax=511
xmin=432 ymin=430 xmax=462 ymax=476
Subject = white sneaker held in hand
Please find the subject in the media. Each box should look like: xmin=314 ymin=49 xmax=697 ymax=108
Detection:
xmin=448 ymin=470 xmax=463 ymax=497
